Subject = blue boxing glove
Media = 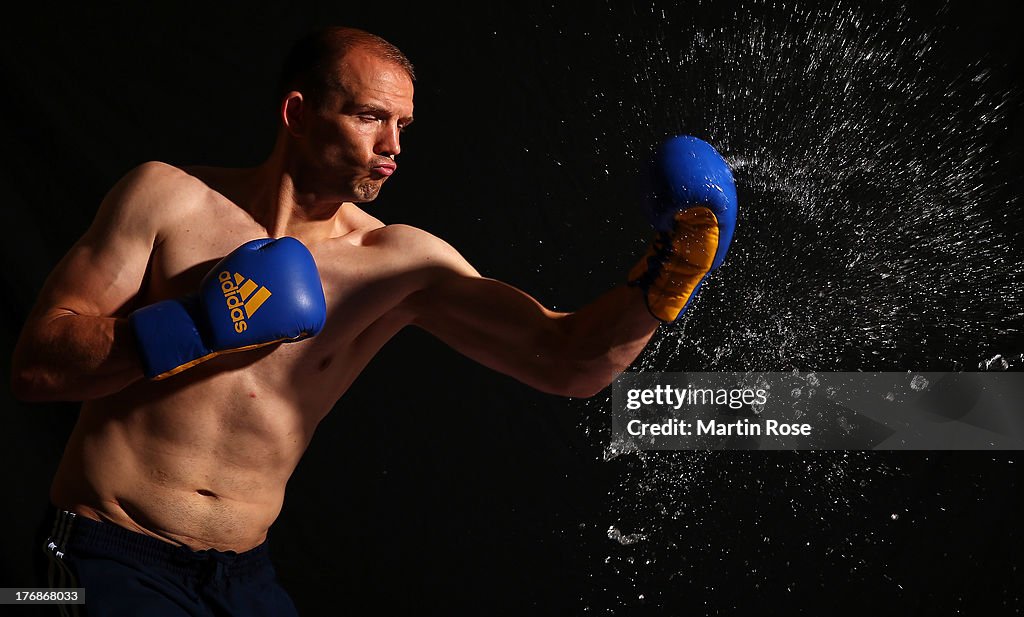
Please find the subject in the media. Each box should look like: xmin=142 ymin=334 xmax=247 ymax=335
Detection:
xmin=129 ymin=237 xmax=327 ymax=380
xmin=627 ymin=135 xmax=738 ymax=322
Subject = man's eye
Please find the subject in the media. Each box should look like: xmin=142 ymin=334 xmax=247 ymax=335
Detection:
xmin=358 ymin=115 xmax=379 ymax=123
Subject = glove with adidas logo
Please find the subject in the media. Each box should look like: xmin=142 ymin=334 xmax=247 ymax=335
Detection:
xmin=129 ymin=237 xmax=327 ymax=380
xmin=627 ymin=135 xmax=738 ymax=322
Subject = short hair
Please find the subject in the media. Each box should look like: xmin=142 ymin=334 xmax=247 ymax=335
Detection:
xmin=277 ymin=26 xmax=415 ymax=109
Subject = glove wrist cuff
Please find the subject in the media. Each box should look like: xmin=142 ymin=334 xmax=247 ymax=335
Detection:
xmin=128 ymin=297 xmax=214 ymax=380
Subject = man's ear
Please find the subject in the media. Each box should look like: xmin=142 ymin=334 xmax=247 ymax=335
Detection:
xmin=282 ymin=91 xmax=305 ymax=137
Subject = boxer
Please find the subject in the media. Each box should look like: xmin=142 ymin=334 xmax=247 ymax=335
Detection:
xmin=11 ymin=26 xmax=737 ymax=616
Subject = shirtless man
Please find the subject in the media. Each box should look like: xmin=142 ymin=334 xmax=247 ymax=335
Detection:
xmin=11 ymin=26 xmax=737 ymax=616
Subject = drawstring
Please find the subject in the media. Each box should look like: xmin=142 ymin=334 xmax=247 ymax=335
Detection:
xmin=177 ymin=546 xmax=238 ymax=586
xmin=202 ymin=549 xmax=237 ymax=586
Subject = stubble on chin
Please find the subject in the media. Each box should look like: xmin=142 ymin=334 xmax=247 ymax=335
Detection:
xmin=353 ymin=180 xmax=383 ymax=203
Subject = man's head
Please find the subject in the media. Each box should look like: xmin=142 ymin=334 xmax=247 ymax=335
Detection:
xmin=277 ymin=26 xmax=415 ymax=204
xmin=278 ymin=26 xmax=415 ymax=110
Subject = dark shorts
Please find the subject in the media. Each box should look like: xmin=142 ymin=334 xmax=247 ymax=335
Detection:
xmin=43 ymin=510 xmax=299 ymax=617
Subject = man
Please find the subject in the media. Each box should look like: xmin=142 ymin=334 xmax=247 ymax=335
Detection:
xmin=11 ymin=26 xmax=736 ymax=616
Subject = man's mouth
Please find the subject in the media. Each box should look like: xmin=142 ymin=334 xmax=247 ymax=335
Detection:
xmin=371 ymin=161 xmax=397 ymax=177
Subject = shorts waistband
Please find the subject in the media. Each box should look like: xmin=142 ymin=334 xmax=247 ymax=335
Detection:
xmin=48 ymin=510 xmax=273 ymax=580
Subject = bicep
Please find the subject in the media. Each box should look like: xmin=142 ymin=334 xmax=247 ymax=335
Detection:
xmin=27 ymin=165 xmax=163 ymax=322
xmin=384 ymin=227 xmax=654 ymax=398
xmin=402 ymin=252 xmax=570 ymax=392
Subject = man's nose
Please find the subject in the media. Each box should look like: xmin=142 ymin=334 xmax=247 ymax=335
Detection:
xmin=375 ymin=124 xmax=401 ymax=157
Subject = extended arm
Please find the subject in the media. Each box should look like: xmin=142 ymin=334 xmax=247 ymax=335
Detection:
xmin=402 ymin=135 xmax=737 ymax=399
xmin=405 ymin=259 xmax=659 ymax=398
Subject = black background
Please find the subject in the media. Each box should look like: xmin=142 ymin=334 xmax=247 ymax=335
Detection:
xmin=1 ymin=1 xmax=1022 ymax=616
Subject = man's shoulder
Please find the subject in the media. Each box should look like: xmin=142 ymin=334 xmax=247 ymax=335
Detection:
xmin=363 ymin=223 xmax=451 ymax=253
xmin=109 ymin=161 xmax=211 ymax=206
xmin=120 ymin=160 xmax=198 ymax=186
xmin=361 ymin=223 xmax=474 ymax=275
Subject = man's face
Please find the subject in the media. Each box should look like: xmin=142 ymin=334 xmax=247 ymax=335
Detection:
xmin=298 ymin=47 xmax=415 ymax=203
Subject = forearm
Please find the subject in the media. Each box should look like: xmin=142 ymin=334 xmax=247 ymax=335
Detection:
xmin=554 ymin=284 xmax=659 ymax=397
xmin=11 ymin=312 xmax=145 ymax=402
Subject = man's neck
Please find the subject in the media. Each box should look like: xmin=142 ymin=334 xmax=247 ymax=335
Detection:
xmin=249 ymin=165 xmax=346 ymax=241
xmin=209 ymin=149 xmax=358 ymax=244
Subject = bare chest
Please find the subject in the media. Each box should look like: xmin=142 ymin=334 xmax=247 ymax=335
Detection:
xmin=138 ymin=198 xmax=413 ymax=409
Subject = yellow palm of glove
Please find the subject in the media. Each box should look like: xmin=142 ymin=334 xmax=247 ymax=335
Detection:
xmin=628 ymin=207 xmax=721 ymax=322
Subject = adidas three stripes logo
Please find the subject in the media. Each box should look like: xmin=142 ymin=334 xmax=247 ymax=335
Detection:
xmin=218 ymin=271 xmax=272 ymax=333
